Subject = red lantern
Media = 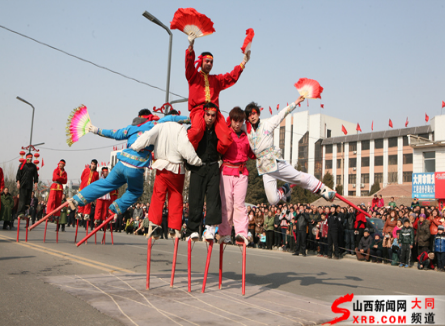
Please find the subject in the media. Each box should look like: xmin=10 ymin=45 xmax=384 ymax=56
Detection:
xmin=19 ymin=158 xmax=25 ymax=163
xmin=37 ymin=167 xmax=40 ymax=171
xmin=19 ymin=150 xmax=26 ymax=157
xmin=34 ymin=160 xmax=40 ymax=165
xmin=34 ymin=153 xmax=40 ymax=158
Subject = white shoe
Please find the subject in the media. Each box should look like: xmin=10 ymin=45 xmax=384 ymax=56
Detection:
xmin=186 ymin=232 xmax=200 ymax=242
xmin=203 ymin=225 xmax=216 ymax=241
xmin=218 ymin=235 xmax=232 ymax=245
xmin=147 ymin=222 xmax=162 ymax=240
xmin=67 ymin=198 xmax=78 ymax=210
xmin=84 ymin=214 xmax=90 ymax=221
xmin=235 ymin=234 xmax=249 ymax=246
xmin=169 ymin=229 xmax=181 ymax=239
xmin=319 ymin=186 xmax=336 ymax=202
xmin=76 ymin=213 xmax=83 ymax=220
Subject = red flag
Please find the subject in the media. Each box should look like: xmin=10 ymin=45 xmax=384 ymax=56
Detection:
xmin=405 ymin=117 xmax=409 ymax=127
xmin=371 ymin=121 xmax=374 ymax=131
xmin=297 ymin=102 xmax=301 ymax=107
xmin=389 ymin=119 xmax=393 ymax=128
xmin=276 ymin=104 xmax=279 ymax=111
xmin=41 ymin=158 xmax=44 ymax=167
xmin=307 ymin=99 xmax=309 ymax=107
xmin=425 ymin=113 xmax=429 ymax=122
xmin=260 ymin=107 xmax=264 ymax=111
xmin=287 ymin=102 xmax=289 ymax=106
xmin=320 ymin=104 xmax=324 ymax=109
xmin=356 ymin=123 xmax=362 ymax=132
xmin=269 ymin=106 xmax=272 ymax=115
xmin=442 ymin=101 xmax=445 ymax=108
xmin=341 ymin=125 xmax=348 ymax=135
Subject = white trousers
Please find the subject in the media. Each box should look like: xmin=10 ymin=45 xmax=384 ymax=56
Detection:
xmin=262 ymin=160 xmax=323 ymax=205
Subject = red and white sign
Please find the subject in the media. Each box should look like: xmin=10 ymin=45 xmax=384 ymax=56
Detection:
xmin=435 ymin=172 xmax=445 ymax=199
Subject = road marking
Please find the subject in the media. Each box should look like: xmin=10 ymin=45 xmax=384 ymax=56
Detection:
xmin=0 ymin=234 xmax=134 ymax=274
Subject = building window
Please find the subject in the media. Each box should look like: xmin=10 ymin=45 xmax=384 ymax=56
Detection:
xmin=388 ymin=171 xmax=398 ymax=183
xmin=314 ymin=139 xmax=323 ymax=180
xmin=349 ymin=158 xmax=357 ymax=168
xmin=375 ymin=156 xmax=383 ymax=166
xmin=349 ymin=174 xmax=357 ymax=184
xmin=362 ymin=191 xmax=370 ymax=196
xmin=325 ymin=144 xmax=333 ymax=154
xmin=298 ymin=132 xmax=309 ymax=173
xmin=403 ymin=135 xmax=409 ymax=146
xmin=325 ymin=160 xmax=333 ymax=169
xmin=327 ymin=129 xmax=331 ymax=138
xmin=361 ymin=140 xmax=370 ymax=151
xmin=362 ymin=157 xmax=369 ymax=167
xmin=388 ymin=155 xmax=397 ymax=165
xmin=337 ymin=144 xmax=342 ymax=153
xmin=349 ymin=142 xmax=357 ymax=152
xmin=348 ymin=191 xmax=356 ymax=196
xmin=375 ymin=139 xmax=383 ymax=149
xmin=403 ymin=171 xmax=412 ymax=182
xmin=279 ymin=126 xmax=285 ymax=158
xmin=337 ymin=159 xmax=342 ymax=169
xmin=361 ymin=174 xmax=369 ymax=184
xmin=424 ymin=151 xmax=435 ymax=173
xmin=388 ymin=137 xmax=398 ymax=148
xmin=403 ymin=153 xmax=413 ymax=164
xmin=336 ymin=175 xmax=342 ymax=185
xmin=374 ymin=173 xmax=383 ymax=183
xmin=419 ymin=133 xmax=430 ymax=140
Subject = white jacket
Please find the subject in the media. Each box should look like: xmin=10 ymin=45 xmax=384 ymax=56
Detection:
xmin=244 ymin=102 xmax=297 ymax=175
xmin=131 ymin=122 xmax=202 ymax=174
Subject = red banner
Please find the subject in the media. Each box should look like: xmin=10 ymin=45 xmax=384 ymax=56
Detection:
xmin=435 ymin=172 xmax=445 ymax=199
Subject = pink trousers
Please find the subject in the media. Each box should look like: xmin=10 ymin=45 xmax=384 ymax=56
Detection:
xmin=219 ymin=173 xmax=249 ymax=237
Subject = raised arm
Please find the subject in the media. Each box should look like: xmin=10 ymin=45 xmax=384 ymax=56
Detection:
xmin=130 ymin=124 xmax=160 ymax=152
xmin=90 ymin=125 xmax=132 ymax=141
xmin=177 ymin=126 xmax=202 ymax=166
xmin=267 ymin=96 xmax=305 ymax=131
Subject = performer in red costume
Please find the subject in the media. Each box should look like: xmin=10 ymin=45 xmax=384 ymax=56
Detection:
xmin=0 ymin=166 xmax=4 ymax=212
xmin=77 ymin=159 xmax=99 ymax=221
xmin=46 ymin=160 xmax=68 ymax=218
xmin=185 ymin=32 xmax=251 ymax=155
xmin=94 ymin=167 xmax=117 ymax=227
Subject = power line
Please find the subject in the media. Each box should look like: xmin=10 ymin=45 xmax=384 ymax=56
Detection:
xmin=0 ymin=24 xmax=187 ymax=99
xmin=39 ymin=142 xmax=126 ymax=152
xmin=1 ymin=156 xmax=20 ymax=165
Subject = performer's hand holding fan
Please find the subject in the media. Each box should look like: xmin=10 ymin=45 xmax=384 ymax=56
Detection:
xmin=240 ymin=28 xmax=254 ymax=63
xmin=294 ymin=78 xmax=324 ymax=99
xmin=66 ymin=105 xmax=93 ymax=147
xmin=170 ymin=8 xmax=215 ymax=44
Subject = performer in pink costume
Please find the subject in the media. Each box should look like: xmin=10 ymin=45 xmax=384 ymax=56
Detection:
xmin=219 ymin=107 xmax=256 ymax=245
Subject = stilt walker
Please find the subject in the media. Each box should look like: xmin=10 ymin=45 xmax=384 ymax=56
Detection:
xmin=131 ymin=109 xmax=202 ymax=289
xmin=170 ymin=8 xmax=250 ymax=155
xmin=243 ymin=82 xmax=336 ymax=205
xmin=16 ymin=153 xmax=38 ymax=242
xmin=46 ymin=160 xmax=67 ymax=243
xmin=94 ymin=167 xmax=116 ymax=245
xmin=218 ymin=107 xmax=255 ymax=294
xmin=66 ymin=105 xmax=190 ymax=244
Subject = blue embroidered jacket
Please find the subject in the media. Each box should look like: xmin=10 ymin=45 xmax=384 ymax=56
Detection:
xmin=98 ymin=115 xmax=189 ymax=168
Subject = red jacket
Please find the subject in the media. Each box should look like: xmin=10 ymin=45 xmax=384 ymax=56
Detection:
xmin=185 ymin=49 xmax=243 ymax=111
xmin=0 ymin=167 xmax=4 ymax=192
xmin=371 ymin=198 xmax=379 ymax=208
xmin=79 ymin=168 xmax=99 ymax=191
xmin=110 ymin=189 xmax=119 ymax=202
xmin=50 ymin=168 xmax=67 ymax=191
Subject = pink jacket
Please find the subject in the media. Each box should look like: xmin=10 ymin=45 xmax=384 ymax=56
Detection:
xmin=221 ymin=129 xmax=255 ymax=176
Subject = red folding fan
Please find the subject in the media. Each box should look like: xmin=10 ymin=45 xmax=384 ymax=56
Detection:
xmin=294 ymin=78 xmax=324 ymax=99
xmin=170 ymin=8 xmax=215 ymax=38
xmin=241 ymin=28 xmax=254 ymax=54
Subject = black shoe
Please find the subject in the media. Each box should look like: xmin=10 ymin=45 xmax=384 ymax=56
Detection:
xmin=334 ymin=256 xmax=340 ymax=260
xmin=302 ymin=254 xmax=307 ymax=257
xmin=149 ymin=224 xmax=162 ymax=240
xmin=292 ymin=252 xmax=299 ymax=256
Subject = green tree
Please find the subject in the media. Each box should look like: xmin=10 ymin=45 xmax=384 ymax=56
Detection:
xmin=370 ymin=180 xmax=380 ymax=195
xmin=335 ymin=184 xmax=343 ymax=195
xmin=245 ymin=159 xmax=268 ymax=204
xmin=289 ymin=162 xmax=320 ymax=204
xmin=322 ymin=171 xmax=334 ymax=189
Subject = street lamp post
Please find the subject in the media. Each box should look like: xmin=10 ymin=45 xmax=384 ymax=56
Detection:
xmin=16 ymin=96 xmax=35 ymax=152
xmin=143 ymin=10 xmax=173 ymax=114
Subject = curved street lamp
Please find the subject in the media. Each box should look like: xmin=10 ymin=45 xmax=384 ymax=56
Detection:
xmin=16 ymin=96 xmax=35 ymax=152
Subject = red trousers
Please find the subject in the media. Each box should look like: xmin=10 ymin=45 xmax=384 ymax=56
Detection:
xmin=148 ymin=169 xmax=185 ymax=231
xmin=95 ymin=199 xmax=111 ymax=222
xmin=46 ymin=190 xmax=63 ymax=217
xmin=187 ymin=106 xmax=233 ymax=155
xmin=78 ymin=203 xmax=92 ymax=215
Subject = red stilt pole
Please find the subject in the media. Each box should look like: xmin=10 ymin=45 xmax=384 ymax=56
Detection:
xmin=102 ymin=227 xmax=106 ymax=245
xmin=110 ymin=222 xmax=114 ymax=245
xmin=219 ymin=243 xmax=223 ymax=289
xmin=85 ymin=220 xmax=89 ymax=244
xmin=43 ymin=219 xmax=48 ymax=243
xmin=74 ymin=219 xmax=79 ymax=243
xmin=146 ymin=237 xmax=152 ymax=290
xmin=170 ymin=237 xmax=179 ymax=288
xmin=335 ymin=194 xmax=371 ymax=218
xmin=76 ymin=214 xmax=114 ymax=247
xmin=56 ymin=219 xmax=59 ymax=244
xmin=16 ymin=217 xmax=21 ymax=242
xmin=95 ymin=224 xmax=97 ymax=244
xmin=188 ymin=239 xmax=192 ymax=293
xmin=202 ymin=240 xmax=214 ymax=293
xmin=25 ymin=218 xmax=29 ymax=242
xmin=242 ymin=243 xmax=246 ymax=296
xmin=29 ymin=202 xmax=68 ymax=230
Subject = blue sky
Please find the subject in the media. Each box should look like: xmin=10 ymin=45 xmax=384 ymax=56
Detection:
xmin=1 ymin=0 xmax=444 ymax=182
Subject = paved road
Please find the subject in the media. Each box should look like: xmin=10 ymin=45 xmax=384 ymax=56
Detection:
xmin=1 ymin=223 xmax=443 ymax=325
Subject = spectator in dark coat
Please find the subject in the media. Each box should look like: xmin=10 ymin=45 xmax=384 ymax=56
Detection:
xmin=293 ymin=205 xmax=311 ymax=256
xmin=370 ymin=234 xmax=383 ymax=263
xmin=343 ymin=207 xmax=355 ymax=255
xmin=415 ymin=214 xmax=430 ymax=254
xmin=356 ymin=228 xmax=372 ymax=261
xmin=327 ymin=206 xmax=341 ymax=259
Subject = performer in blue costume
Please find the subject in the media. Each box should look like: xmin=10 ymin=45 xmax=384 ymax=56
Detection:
xmin=68 ymin=109 xmax=189 ymax=215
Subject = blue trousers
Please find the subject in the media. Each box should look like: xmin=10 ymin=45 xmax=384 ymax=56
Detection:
xmin=344 ymin=230 xmax=355 ymax=254
xmin=73 ymin=161 xmax=144 ymax=215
